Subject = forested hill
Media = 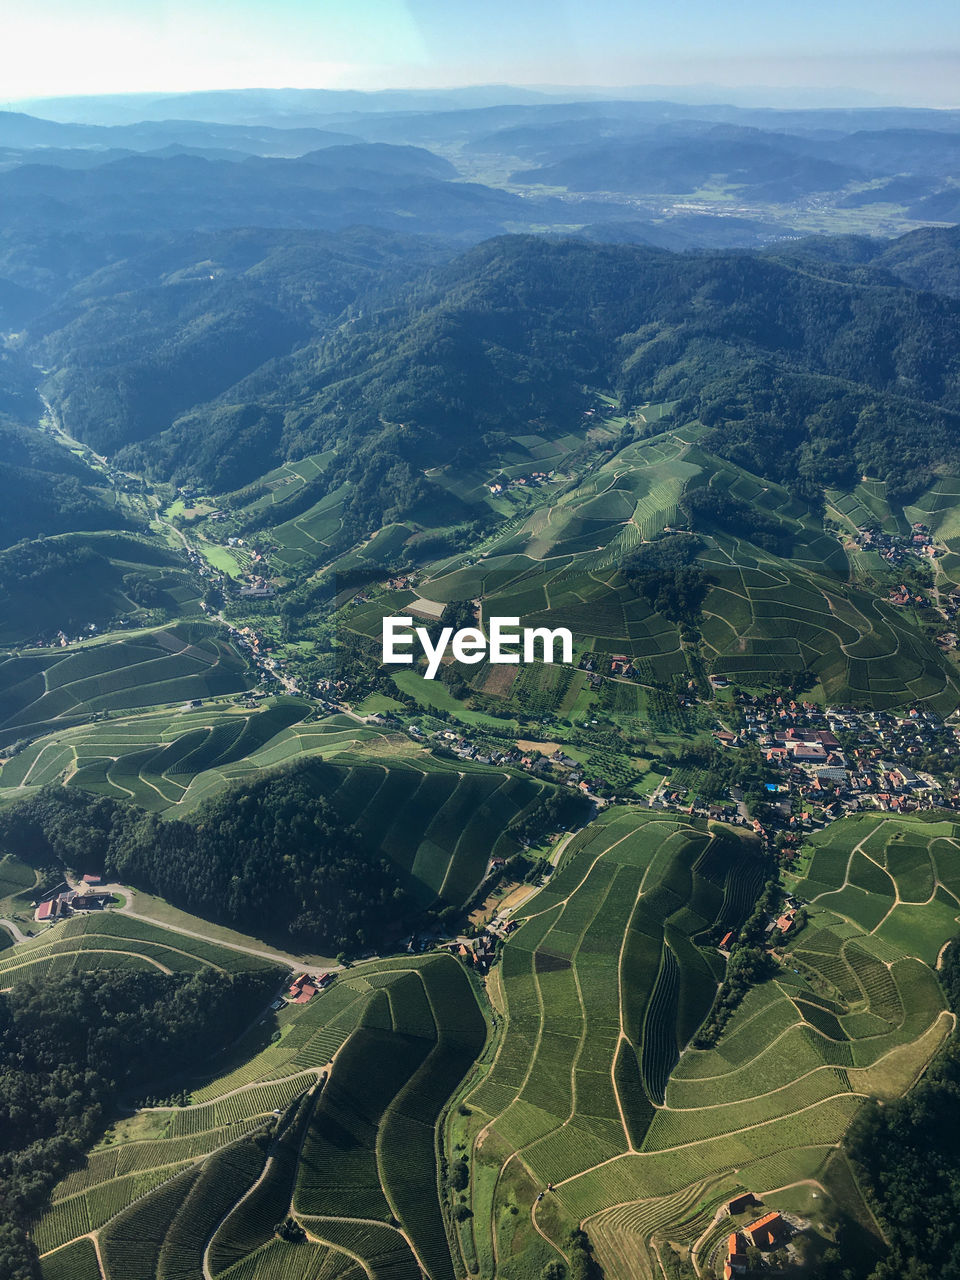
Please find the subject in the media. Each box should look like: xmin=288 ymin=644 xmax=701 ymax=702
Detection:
xmin=31 ymin=229 xmax=960 ymax=515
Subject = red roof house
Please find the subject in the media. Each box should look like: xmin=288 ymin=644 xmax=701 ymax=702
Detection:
xmin=745 ymin=1211 xmax=788 ymax=1248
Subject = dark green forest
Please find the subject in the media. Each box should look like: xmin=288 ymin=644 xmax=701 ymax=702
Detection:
xmin=0 ymin=766 xmax=411 ymax=952
xmin=9 ymin=230 xmax=960 ymax=540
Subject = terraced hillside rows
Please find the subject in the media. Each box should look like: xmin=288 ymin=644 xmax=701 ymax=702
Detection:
xmin=0 ymin=622 xmax=251 ymax=749
xmin=337 ymin=428 xmax=960 ymax=714
xmin=0 ymin=911 xmax=278 ymax=986
xmin=0 ymin=700 xmax=394 ymax=812
xmin=1 ymin=725 xmax=556 ymax=906
xmin=455 ymin=811 xmax=765 ymax=1278
xmin=458 ymin=810 xmax=959 ymax=1280
xmin=285 ymin=753 xmax=558 ymax=907
xmin=31 ymin=948 xmax=485 ymax=1280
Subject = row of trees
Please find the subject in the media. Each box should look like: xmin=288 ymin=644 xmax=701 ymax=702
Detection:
xmin=693 ymin=877 xmax=779 ymax=1048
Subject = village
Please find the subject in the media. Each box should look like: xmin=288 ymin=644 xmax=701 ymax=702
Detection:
xmin=853 ymin=520 xmax=939 ymax=568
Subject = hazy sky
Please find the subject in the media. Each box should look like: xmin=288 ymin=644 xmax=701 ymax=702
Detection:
xmin=4 ymin=0 xmax=960 ymax=105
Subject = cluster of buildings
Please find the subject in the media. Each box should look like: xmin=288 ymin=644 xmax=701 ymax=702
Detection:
xmin=721 ymin=693 xmax=956 ymax=818
xmin=446 ymin=916 xmax=520 ymax=974
xmin=236 ymin=576 xmax=276 ymax=599
xmin=722 ymin=1195 xmax=790 ymax=1274
xmin=223 ymin=623 xmax=301 ymax=695
xmin=34 ymin=875 xmax=114 ymax=923
xmin=888 ymin=583 xmax=930 ymax=608
xmin=284 ymin=971 xmax=334 ymax=1005
xmin=487 ymin=471 xmax=552 ymax=496
xmin=855 ymin=521 xmax=938 ymax=568
xmin=427 ymin=730 xmax=604 ymax=796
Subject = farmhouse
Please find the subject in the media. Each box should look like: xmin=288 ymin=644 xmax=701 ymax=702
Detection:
xmin=744 ymin=1210 xmax=788 ymax=1249
xmin=35 ymin=888 xmax=114 ymax=923
xmin=726 ymin=1192 xmax=757 ymax=1215
xmin=724 ymin=1229 xmax=749 ymax=1276
xmin=70 ymin=892 xmax=114 ymax=911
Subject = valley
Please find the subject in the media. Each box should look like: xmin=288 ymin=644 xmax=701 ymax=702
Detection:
xmin=4 ymin=91 xmax=960 ymax=1280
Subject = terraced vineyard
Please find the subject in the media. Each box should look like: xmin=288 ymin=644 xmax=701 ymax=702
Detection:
xmin=333 ymin=429 xmax=960 ymax=714
xmin=31 ymin=948 xmax=485 ymax=1280
xmin=0 ymin=699 xmax=396 ymax=812
xmin=0 ymin=622 xmax=251 ymax=749
xmin=277 ymin=753 xmax=557 ymax=906
xmin=455 ymin=810 xmax=960 ymax=1280
xmin=0 ymin=910 xmax=278 ymax=985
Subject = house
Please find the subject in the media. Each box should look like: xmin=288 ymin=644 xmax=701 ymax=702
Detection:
xmin=71 ymin=892 xmax=113 ymax=911
xmin=744 ymin=1211 xmax=788 ymax=1249
xmin=719 ymin=930 xmax=735 ymax=950
xmin=81 ymin=874 xmax=102 ymax=885
xmin=725 ymin=1230 xmax=749 ymax=1273
xmin=34 ymin=899 xmax=60 ymax=923
xmin=726 ymin=1192 xmax=757 ymax=1216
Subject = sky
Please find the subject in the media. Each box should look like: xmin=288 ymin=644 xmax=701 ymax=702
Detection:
xmin=4 ymin=0 xmax=960 ymax=106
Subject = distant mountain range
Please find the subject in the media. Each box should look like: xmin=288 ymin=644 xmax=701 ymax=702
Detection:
xmin=0 ymin=93 xmax=956 ymax=254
